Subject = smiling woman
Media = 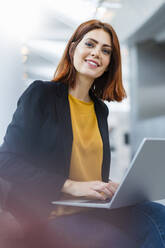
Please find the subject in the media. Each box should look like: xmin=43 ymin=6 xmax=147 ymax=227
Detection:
xmin=52 ymin=19 xmax=126 ymax=101
xmin=1 ymin=19 xmax=165 ymax=248
xmin=72 ymin=29 xmax=112 ymax=82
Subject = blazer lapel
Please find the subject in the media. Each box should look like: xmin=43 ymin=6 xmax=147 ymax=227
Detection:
xmin=55 ymin=83 xmax=73 ymax=173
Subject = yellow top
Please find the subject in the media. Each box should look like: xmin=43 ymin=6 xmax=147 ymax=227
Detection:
xmin=49 ymin=93 xmax=103 ymax=219
xmin=68 ymin=93 xmax=103 ymax=181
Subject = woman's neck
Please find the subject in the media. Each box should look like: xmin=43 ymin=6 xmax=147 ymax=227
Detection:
xmin=69 ymin=76 xmax=93 ymax=103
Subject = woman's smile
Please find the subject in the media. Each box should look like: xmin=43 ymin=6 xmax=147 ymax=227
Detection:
xmin=85 ymin=59 xmax=100 ymax=69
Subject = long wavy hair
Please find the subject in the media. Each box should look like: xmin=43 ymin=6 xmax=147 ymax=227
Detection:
xmin=51 ymin=19 xmax=126 ymax=102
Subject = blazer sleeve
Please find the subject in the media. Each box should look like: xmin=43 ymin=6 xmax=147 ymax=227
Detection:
xmin=0 ymin=80 xmax=67 ymax=216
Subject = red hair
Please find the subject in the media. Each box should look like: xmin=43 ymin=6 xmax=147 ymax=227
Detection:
xmin=51 ymin=19 xmax=126 ymax=102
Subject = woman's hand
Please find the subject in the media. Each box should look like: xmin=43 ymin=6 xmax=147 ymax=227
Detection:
xmin=61 ymin=179 xmax=119 ymax=200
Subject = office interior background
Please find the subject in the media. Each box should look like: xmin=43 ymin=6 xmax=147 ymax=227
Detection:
xmin=0 ymin=0 xmax=165 ymax=182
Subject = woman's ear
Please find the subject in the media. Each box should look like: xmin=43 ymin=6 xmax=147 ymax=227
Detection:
xmin=69 ymin=42 xmax=75 ymax=58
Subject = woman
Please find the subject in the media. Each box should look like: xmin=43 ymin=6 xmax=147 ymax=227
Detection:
xmin=0 ymin=19 xmax=165 ymax=248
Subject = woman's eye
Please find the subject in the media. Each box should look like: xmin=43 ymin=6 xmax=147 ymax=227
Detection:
xmin=85 ymin=42 xmax=94 ymax=47
xmin=103 ymin=49 xmax=111 ymax=55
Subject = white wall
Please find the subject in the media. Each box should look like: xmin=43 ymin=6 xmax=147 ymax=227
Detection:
xmin=0 ymin=31 xmax=25 ymax=145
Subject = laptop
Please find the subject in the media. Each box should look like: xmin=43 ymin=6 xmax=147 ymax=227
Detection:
xmin=52 ymin=138 xmax=165 ymax=209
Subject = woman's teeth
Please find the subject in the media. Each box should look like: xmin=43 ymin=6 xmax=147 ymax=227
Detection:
xmin=89 ymin=61 xmax=97 ymax=66
xmin=86 ymin=60 xmax=98 ymax=67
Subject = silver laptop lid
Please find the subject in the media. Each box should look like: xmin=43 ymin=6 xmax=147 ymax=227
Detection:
xmin=109 ymin=138 xmax=165 ymax=209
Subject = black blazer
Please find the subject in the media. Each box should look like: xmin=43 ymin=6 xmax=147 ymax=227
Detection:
xmin=0 ymin=80 xmax=111 ymax=215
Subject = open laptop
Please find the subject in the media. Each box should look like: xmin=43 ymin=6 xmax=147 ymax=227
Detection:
xmin=52 ymin=138 xmax=165 ymax=209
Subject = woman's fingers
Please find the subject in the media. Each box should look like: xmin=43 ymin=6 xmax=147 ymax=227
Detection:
xmin=85 ymin=189 xmax=106 ymax=200
xmin=91 ymin=181 xmax=114 ymax=198
xmin=107 ymin=185 xmax=116 ymax=194
xmin=97 ymin=186 xmax=113 ymax=198
xmin=109 ymin=181 xmax=119 ymax=189
xmin=92 ymin=190 xmax=107 ymax=200
xmin=97 ymin=181 xmax=119 ymax=198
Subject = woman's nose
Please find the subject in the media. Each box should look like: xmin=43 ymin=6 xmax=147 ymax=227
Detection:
xmin=91 ymin=47 xmax=101 ymax=58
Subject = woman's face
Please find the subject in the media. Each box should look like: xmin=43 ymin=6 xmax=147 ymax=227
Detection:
xmin=72 ymin=29 xmax=112 ymax=81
